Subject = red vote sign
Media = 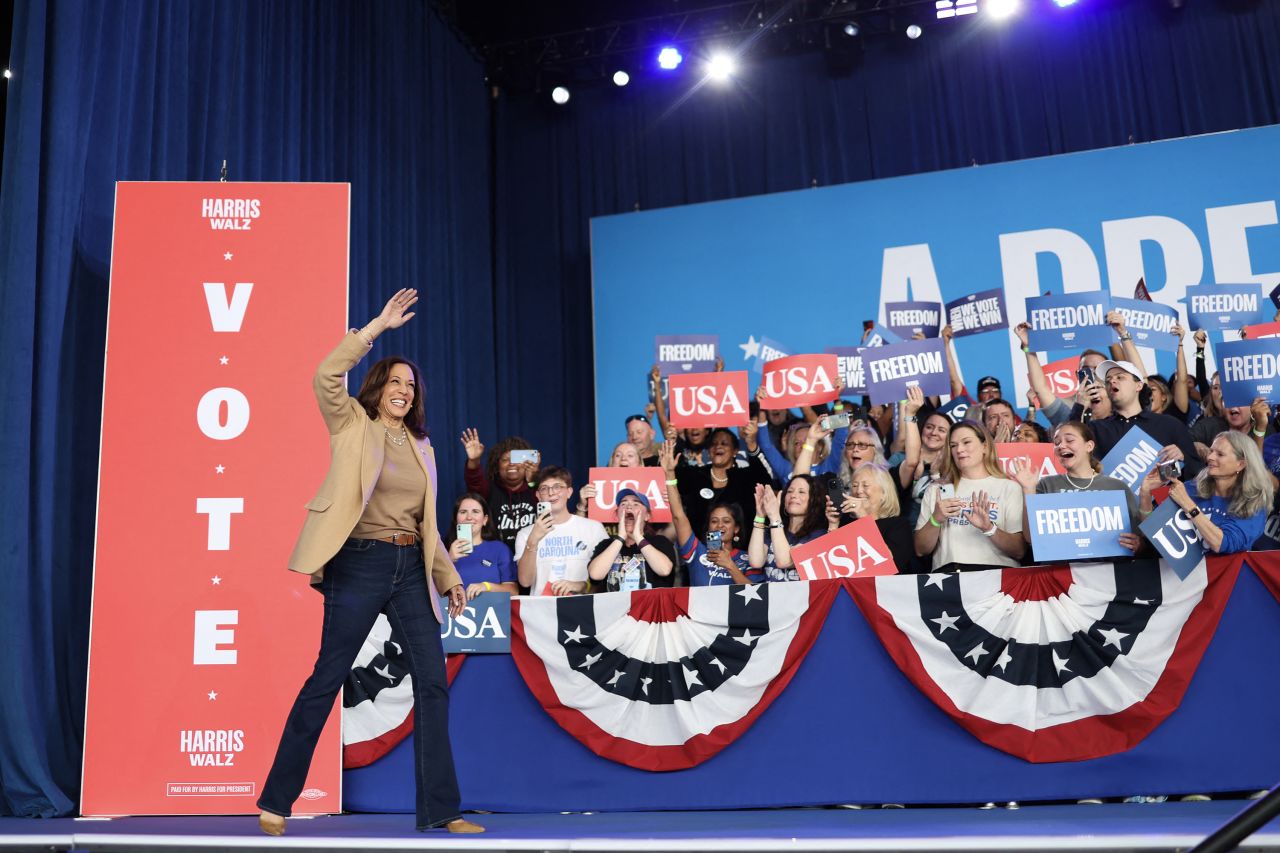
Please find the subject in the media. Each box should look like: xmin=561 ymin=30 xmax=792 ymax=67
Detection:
xmin=760 ymin=354 xmax=841 ymax=409
xmin=1243 ymin=321 xmax=1280 ymax=339
xmin=1042 ymin=355 xmax=1082 ymax=400
xmin=667 ymin=371 xmax=750 ymax=428
xmin=82 ymin=183 xmax=348 ymax=816
xmin=587 ymin=467 xmax=673 ymax=523
xmin=996 ymin=442 xmax=1066 ymax=479
xmin=789 ymin=516 xmax=898 ymax=580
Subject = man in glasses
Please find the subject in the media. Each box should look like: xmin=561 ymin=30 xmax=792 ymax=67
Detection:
xmin=515 ymin=466 xmax=609 ymax=596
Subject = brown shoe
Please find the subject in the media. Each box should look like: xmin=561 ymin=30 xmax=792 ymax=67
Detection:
xmin=446 ymin=818 xmax=485 ymax=834
xmin=259 ymin=811 xmax=286 ymax=836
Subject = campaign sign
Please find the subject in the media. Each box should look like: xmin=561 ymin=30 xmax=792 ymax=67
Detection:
xmin=885 ymin=301 xmax=942 ymax=339
xmin=995 ymin=443 xmax=1065 ymax=479
xmin=1217 ymin=337 xmax=1280 ymax=407
xmin=1041 ymin=355 xmax=1082 ymax=400
xmin=826 ymin=346 xmax=866 ymax=395
xmin=1243 ymin=321 xmax=1280 ymax=340
xmin=655 ymin=334 xmax=718 ymax=377
xmin=1026 ymin=491 xmax=1130 ymax=562
xmin=1270 ymin=283 xmax=1280 ymax=311
xmin=587 ymin=467 xmax=673 ymax=523
xmin=1139 ymin=499 xmax=1205 ymax=580
xmin=667 ymin=371 xmax=751 ymax=428
xmin=439 ymin=592 xmax=511 ymax=653
xmin=789 ymin=516 xmax=898 ymax=580
xmin=82 ymin=183 xmax=348 ymax=816
xmin=945 ymin=288 xmax=1007 ymax=338
xmin=1026 ymin=291 xmax=1117 ymax=351
xmin=938 ymin=394 xmax=974 ymax=423
xmin=745 ymin=335 xmax=792 ymax=372
xmin=761 ymin=354 xmax=841 ymax=408
xmin=1185 ymin=284 xmax=1266 ymax=331
xmin=1099 ymin=426 xmax=1162 ymax=494
xmin=1111 ymin=297 xmax=1179 ymax=352
xmin=862 ymin=337 xmax=950 ymax=405
xmin=864 ymin=323 xmax=901 ymax=349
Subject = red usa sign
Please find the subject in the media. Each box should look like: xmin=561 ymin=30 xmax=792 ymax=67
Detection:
xmin=789 ymin=516 xmax=898 ymax=580
xmin=587 ymin=467 xmax=672 ymax=523
xmin=996 ymin=442 xmax=1065 ymax=479
xmin=1042 ymin=355 xmax=1081 ymax=400
xmin=760 ymin=354 xmax=841 ymax=409
xmin=667 ymin=371 xmax=750 ymax=428
xmin=1243 ymin=321 xmax=1280 ymax=339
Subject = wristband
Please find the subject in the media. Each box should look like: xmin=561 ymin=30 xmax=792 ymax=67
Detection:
xmin=754 ymin=523 xmax=768 ymax=530
xmin=928 ymin=515 xmax=942 ymax=528
xmin=1020 ymin=345 xmax=1031 ymax=354
xmin=770 ymin=521 xmax=783 ymax=529
xmin=1195 ymin=350 xmax=1205 ymax=360
xmin=1119 ymin=333 xmax=1132 ymax=342
xmin=1253 ymin=428 xmax=1266 ymax=437
xmin=612 ymin=535 xmax=625 ymax=545
xmin=802 ymin=442 xmax=815 ymax=452
xmin=638 ymin=538 xmax=651 ymax=550
xmin=980 ymin=523 xmax=998 ymax=537
xmin=483 ymin=582 xmax=492 ymax=591
xmin=905 ymin=415 xmax=918 ymax=423
xmin=665 ymin=478 xmax=678 ymax=485
xmin=754 ymin=515 xmax=766 ymax=524
xmin=1185 ymin=506 xmax=1202 ymax=519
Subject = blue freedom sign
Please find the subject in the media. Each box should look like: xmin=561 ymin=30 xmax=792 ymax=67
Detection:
xmin=863 ymin=337 xmax=950 ymax=405
xmin=655 ymin=334 xmax=718 ymax=377
xmin=1217 ymin=337 xmax=1280 ymax=408
xmin=938 ymin=394 xmax=974 ymax=423
xmin=439 ymin=592 xmax=511 ymax=653
xmin=1110 ymin=297 xmax=1179 ymax=352
xmin=1185 ymin=284 xmax=1266 ymax=331
xmin=1026 ymin=291 xmax=1117 ymax=351
xmin=945 ymin=288 xmax=1007 ymax=338
xmin=864 ymin=323 xmax=901 ymax=349
xmin=744 ymin=336 xmax=792 ymax=373
xmin=1026 ymin=490 xmax=1130 ymax=562
xmin=885 ymin=301 xmax=942 ymax=339
xmin=1139 ymin=500 xmax=1205 ymax=580
xmin=1099 ymin=426 xmax=1162 ymax=494
xmin=826 ymin=346 xmax=866 ymax=395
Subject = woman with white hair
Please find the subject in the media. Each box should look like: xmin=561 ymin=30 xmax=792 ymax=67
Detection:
xmin=1165 ymin=431 xmax=1274 ymax=554
xmin=836 ymin=462 xmax=916 ymax=572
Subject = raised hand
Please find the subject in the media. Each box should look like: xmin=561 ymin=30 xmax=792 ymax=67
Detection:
xmin=460 ymin=428 xmax=485 ymax=461
xmin=659 ymin=438 xmax=678 ymax=474
xmin=761 ymin=485 xmax=781 ymax=522
xmin=904 ymin=384 xmax=925 ymax=417
xmin=1013 ymin=321 xmax=1030 ymax=347
xmin=1009 ymin=458 xmax=1039 ymax=492
xmin=377 ymin=288 xmax=418 ymax=329
xmin=1251 ymin=397 xmax=1271 ymax=432
xmin=1172 ymin=323 xmax=1185 ymax=343
xmin=1194 ymin=329 xmax=1207 ymax=348
xmin=968 ymin=490 xmax=995 ymax=531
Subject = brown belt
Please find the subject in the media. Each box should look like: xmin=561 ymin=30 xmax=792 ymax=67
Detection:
xmin=377 ymin=532 xmax=420 ymax=547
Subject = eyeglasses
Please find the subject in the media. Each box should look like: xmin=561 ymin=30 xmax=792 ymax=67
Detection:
xmin=536 ymin=484 xmax=568 ymax=496
xmin=849 ymin=442 xmax=877 ymax=451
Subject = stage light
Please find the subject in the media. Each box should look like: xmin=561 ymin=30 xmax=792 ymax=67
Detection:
xmin=906 ymin=24 xmax=923 ymax=39
xmin=2 ymin=69 xmax=10 ymax=80
xmin=613 ymin=70 xmax=630 ymax=87
xmin=1053 ymin=0 xmax=1078 ymax=5
xmin=657 ymin=46 xmax=683 ymax=71
xmin=937 ymin=0 xmax=976 ymax=18
xmin=551 ymin=86 xmax=570 ymax=105
xmin=843 ymin=22 xmax=860 ymax=36
xmin=705 ymin=52 xmax=737 ymax=82
xmin=987 ymin=0 xmax=1021 ymax=19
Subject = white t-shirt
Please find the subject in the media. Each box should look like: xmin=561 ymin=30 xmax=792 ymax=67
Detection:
xmin=514 ymin=514 xmax=609 ymax=595
xmin=915 ymin=475 xmax=1024 ymax=569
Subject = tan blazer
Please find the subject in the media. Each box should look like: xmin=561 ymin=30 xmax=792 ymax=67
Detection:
xmin=287 ymin=332 xmax=462 ymax=605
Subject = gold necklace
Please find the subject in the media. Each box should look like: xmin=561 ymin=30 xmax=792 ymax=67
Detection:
xmin=383 ymin=423 xmax=407 ymax=446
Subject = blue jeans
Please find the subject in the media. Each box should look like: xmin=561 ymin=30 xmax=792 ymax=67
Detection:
xmin=258 ymin=538 xmax=461 ymax=829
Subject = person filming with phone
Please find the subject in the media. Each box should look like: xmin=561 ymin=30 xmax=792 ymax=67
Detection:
xmin=660 ymin=440 xmax=761 ymax=585
xmin=1160 ymin=431 xmax=1273 ymax=555
xmin=515 ymin=467 xmax=608 ymax=596
xmin=447 ymin=493 xmax=518 ymax=600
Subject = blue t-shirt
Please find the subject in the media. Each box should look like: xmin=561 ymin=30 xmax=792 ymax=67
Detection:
xmin=454 ymin=540 xmax=516 ymax=587
xmin=1257 ymin=434 xmax=1280 ymax=550
xmin=760 ymin=528 xmax=824 ymax=582
xmin=680 ymin=534 xmax=762 ymax=586
xmin=1191 ymin=494 xmax=1267 ymax=555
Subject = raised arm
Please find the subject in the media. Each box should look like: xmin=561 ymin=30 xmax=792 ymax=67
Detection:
xmin=1014 ymin=322 xmax=1058 ymax=408
xmin=651 ymin=364 xmax=675 ymax=441
xmin=899 ymin=386 xmax=924 ymax=489
xmin=1107 ymin=310 xmax=1146 ymax=373
xmin=1172 ymin=324 xmax=1190 ymax=416
xmin=942 ymin=324 xmax=965 ymax=399
xmin=660 ymin=440 xmax=694 ymax=546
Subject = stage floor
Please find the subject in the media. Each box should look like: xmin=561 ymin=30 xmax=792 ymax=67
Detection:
xmin=2 ymin=802 xmax=1278 ymax=852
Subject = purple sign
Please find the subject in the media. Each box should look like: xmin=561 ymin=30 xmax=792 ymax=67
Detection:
xmin=885 ymin=301 xmax=942 ymax=339
xmin=1270 ymin=283 xmax=1280 ymax=312
xmin=945 ymin=288 xmax=1007 ymax=338
xmin=1026 ymin=291 xmax=1117 ymax=352
xmin=1186 ymin=284 xmax=1266 ymax=332
xmin=825 ymin=346 xmax=866 ymax=395
xmin=1110 ymin=297 xmax=1179 ymax=352
xmin=655 ymin=335 xmax=719 ymax=377
xmin=862 ymin=337 xmax=950 ymax=405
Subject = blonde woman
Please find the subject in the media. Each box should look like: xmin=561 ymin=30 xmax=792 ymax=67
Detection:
xmin=913 ymin=420 xmax=1025 ymax=571
xmin=1166 ymin=431 xmax=1273 ymax=554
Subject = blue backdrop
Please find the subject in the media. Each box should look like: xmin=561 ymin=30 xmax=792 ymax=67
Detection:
xmin=591 ymin=124 xmax=1280 ymax=454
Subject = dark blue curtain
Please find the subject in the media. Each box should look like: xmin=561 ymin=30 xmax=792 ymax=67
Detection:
xmin=492 ymin=0 xmax=1280 ymax=469
xmin=4 ymin=0 xmax=1280 ymax=820
xmin=0 ymin=0 xmax=490 ymax=817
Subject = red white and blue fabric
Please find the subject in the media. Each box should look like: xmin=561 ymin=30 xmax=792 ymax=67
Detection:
xmin=511 ymin=581 xmax=839 ymax=770
xmin=846 ymin=556 xmax=1243 ymax=762
xmin=342 ymin=614 xmax=465 ymax=768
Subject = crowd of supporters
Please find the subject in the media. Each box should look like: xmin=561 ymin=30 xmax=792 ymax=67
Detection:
xmin=446 ymin=311 xmax=1279 ymax=595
